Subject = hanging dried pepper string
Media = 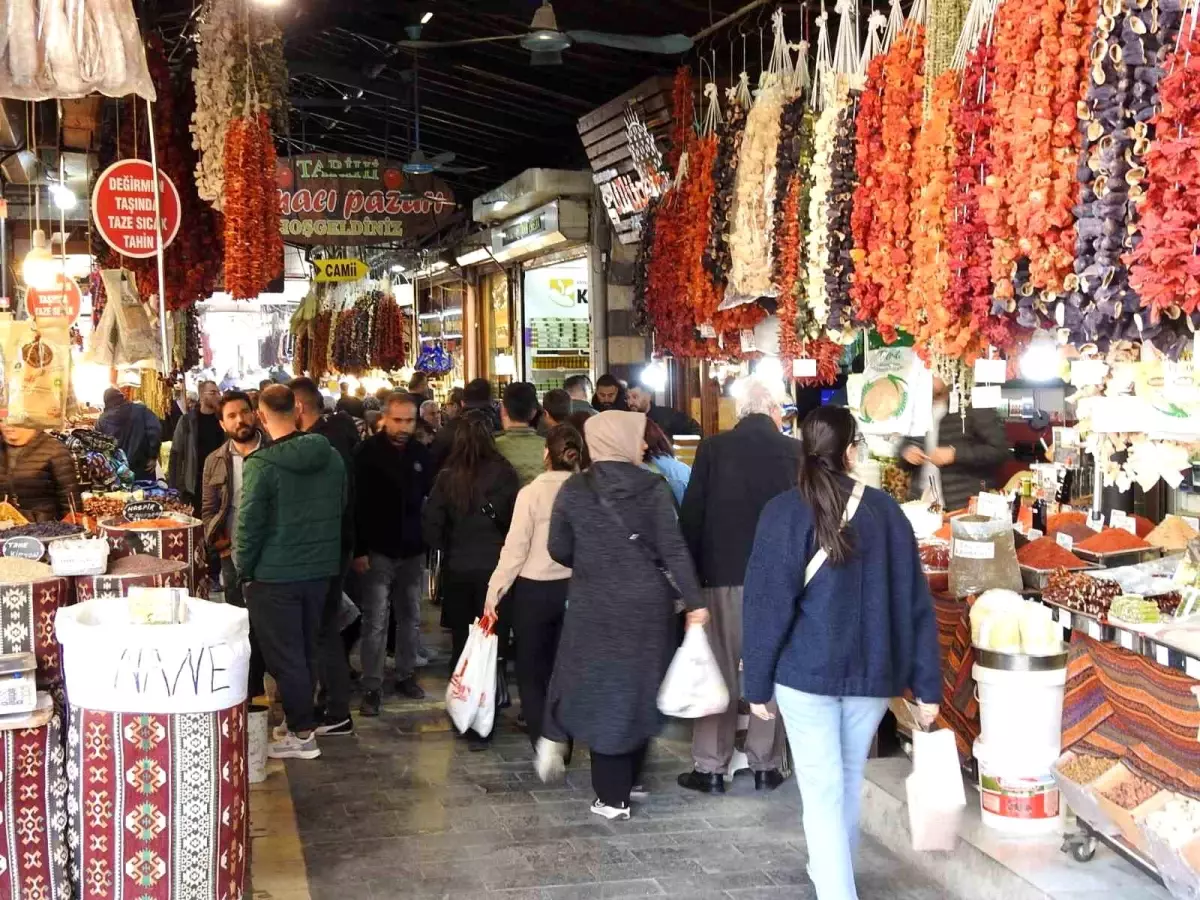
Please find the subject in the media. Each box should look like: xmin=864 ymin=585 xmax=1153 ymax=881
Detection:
xmin=908 ymin=70 xmax=965 ymax=362
xmin=870 ymin=29 xmax=926 ymax=343
xmin=1128 ymin=5 xmax=1200 ymax=340
xmin=850 ymin=52 xmax=887 ymax=326
xmin=776 ymin=176 xmax=804 ymax=360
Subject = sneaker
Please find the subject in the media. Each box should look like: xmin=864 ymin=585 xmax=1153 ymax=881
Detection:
xmin=467 ymin=732 xmax=491 ymax=752
xmin=272 ymin=723 xmax=289 ymax=742
xmin=534 ymin=737 xmax=567 ymax=783
xmin=315 ymin=716 xmax=354 ymax=737
xmin=394 ymin=677 xmax=426 ymax=700
xmin=414 ymin=653 xmax=430 ymax=669
xmin=630 ymin=785 xmax=650 ymax=802
xmin=590 ymin=799 xmax=631 ymax=821
xmin=268 ymin=731 xmax=320 ymax=760
xmin=360 ymin=690 xmax=381 ymax=717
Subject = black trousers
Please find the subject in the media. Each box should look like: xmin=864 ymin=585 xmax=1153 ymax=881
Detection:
xmin=591 ymin=743 xmax=649 ymax=809
xmin=246 ymin=578 xmax=328 ymax=734
xmin=512 ymin=577 xmax=569 ymax=747
xmin=221 ymin=558 xmax=265 ymax=697
xmin=318 ymin=563 xmax=353 ymax=722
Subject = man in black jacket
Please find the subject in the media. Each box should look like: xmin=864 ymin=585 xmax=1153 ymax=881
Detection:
xmin=430 ymin=378 xmax=500 ymax=471
xmin=677 ymin=379 xmax=802 ymax=794
xmin=292 ymin=377 xmax=360 ymax=736
xmin=353 ymin=392 xmax=433 ymax=716
xmin=628 ymin=384 xmax=702 ymax=440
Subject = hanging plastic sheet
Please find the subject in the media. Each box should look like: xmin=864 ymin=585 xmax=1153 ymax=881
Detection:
xmin=0 ymin=0 xmax=155 ymax=101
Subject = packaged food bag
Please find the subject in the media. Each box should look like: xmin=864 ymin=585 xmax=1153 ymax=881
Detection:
xmin=950 ymin=515 xmax=1022 ymax=598
xmin=658 ymin=624 xmax=730 ymax=718
xmin=906 ymin=727 xmax=967 ymax=851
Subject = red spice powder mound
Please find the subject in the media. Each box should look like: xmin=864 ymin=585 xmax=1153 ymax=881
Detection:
xmin=1052 ymin=521 xmax=1096 ymax=543
xmin=1076 ymin=528 xmax=1151 ymax=554
xmin=1047 ymin=511 xmax=1086 ymax=534
xmin=1131 ymin=515 xmax=1155 ymax=539
xmin=112 ymin=518 xmax=193 ymax=530
xmin=1017 ymin=537 xmax=1088 ymax=570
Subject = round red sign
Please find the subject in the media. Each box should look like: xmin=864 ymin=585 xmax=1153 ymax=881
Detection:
xmin=26 ymin=274 xmax=82 ymax=322
xmin=91 ymin=159 xmax=182 ymax=259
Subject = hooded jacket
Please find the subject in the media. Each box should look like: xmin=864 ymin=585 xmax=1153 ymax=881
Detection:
xmin=96 ymin=397 xmax=162 ymax=479
xmin=235 ymin=432 xmax=346 ymax=583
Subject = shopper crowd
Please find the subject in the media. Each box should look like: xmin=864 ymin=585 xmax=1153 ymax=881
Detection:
xmin=180 ymin=369 xmax=946 ymax=900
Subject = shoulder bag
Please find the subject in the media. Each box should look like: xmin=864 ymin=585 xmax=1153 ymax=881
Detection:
xmin=583 ymin=471 xmax=683 ymax=601
xmin=804 ymin=481 xmax=866 ymax=586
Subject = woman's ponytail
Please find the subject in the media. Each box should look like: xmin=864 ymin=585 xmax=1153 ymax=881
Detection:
xmin=797 ymin=407 xmax=857 ymax=565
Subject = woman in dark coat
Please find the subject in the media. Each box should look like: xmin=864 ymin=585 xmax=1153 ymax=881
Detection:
xmin=0 ymin=424 xmax=82 ymax=522
xmin=541 ymin=410 xmax=708 ymax=820
xmin=422 ymin=410 xmax=520 ymax=747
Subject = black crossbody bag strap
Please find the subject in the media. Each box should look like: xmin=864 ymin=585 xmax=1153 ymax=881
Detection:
xmin=584 ymin=472 xmax=682 ymax=599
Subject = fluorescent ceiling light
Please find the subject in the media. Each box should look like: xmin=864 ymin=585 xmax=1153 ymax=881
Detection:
xmin=390 ymin=264 xmax=406 ymax=273
xmin=421 ymin=11 xmax=434 ymax=23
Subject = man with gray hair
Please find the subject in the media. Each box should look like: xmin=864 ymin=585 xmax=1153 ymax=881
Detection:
xmin=677 ymin=377 xmax=803 ymax=794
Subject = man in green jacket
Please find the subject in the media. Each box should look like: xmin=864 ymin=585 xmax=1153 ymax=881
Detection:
xmin=495 ymin=381 xmax=546 ymax=487
xmin=236 ymin=385 xmax=346 ymax=761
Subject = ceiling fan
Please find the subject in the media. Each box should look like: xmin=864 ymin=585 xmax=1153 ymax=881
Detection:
xmin=402 ymin=56 xmax=485 ymax=176
xmin=394 ymin=1 xmax=694 ymax=66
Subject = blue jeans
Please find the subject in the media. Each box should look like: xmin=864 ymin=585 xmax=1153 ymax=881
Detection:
xmin=775 ymin=685 xmax=889 ymax=900
xmin=360 ymin=553 xmax=424 ymax=691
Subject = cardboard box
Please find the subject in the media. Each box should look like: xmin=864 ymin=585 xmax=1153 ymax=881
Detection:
xmin=1093 ymin=763 xmax=1172 ymax=854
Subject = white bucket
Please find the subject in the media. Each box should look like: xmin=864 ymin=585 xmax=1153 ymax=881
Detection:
xmin=974 ymin=739 xmax=1063 ymax=835
xmin=248 ymin=704 xmax=269 ymax=784
xmin=973 ymin=662 xmax=1067 ymax=755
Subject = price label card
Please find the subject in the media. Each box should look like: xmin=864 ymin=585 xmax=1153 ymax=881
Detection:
xmin=792 ymin=358 xmax=818 ymax=378
xmin=1058 ymin=608 xmax=1072 ymax=628
xmin=124 ymin=500 xmax=164 ymax=522
xmin=954 ymin=539 xmax=995 ymax=560
xmin=739 ymin=330 xmax=756 ymax=353
xmin=1184 ymin=516 xmax=1200 ymax=533
xmin=1185 ymin=657 xmax=1200 ymax=679
xmin=1056 ymin=532 xmax=1074 ymax=551
xmin=1110 ymin=510 xmax=1128 ymax=527
xmin=1119 ymin=630 xmax=1134 ymax=651
xmin=1070 ymin=359 xmax=1109 ymax=387
xmin=698 ymin=322 xmax=717 ymax=339
xmin=1119 ymin=518 xmax=1139 ymax=536
xmin=2 ymin=536 xmax=45 ymax=560
xmin=1156 ymin=645 xmax=1171 ymax=667
xmin=976 ymin=493 xmax=1010 ymax=520
xmin=972 ymin=385 xmax=1003 ymax=409
xmin=1087 ymin=620 xmax=1102 ymax=640
xmin=973 ymin=358 xmax=1008 ymax=384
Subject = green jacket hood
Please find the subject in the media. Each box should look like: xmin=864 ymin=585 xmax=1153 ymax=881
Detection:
xmin=255 ymin=432 xmax=335 ymax=474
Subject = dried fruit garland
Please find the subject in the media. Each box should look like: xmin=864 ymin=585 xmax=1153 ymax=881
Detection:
xmin=726 ymin=78 xmax=785 ymax=304
xmin=703 ymin=79 xmax=749 ymax=289
xmin=981 ymin=0 xmax=1095 ymax=329
xmin=370 ymin=294 xmax=412 ymax=372
xmin=1128 ymin=9 xmax=1200 ymax=339
xmin=223 ymin=112 xmax=283 ymax=300
xmin=824 ymin=99 xmax=859 ymax=339
xmin=309 ymin=310 xmax=332 ymax=379
xmin=680 ymin=132 xmax=724 ymax=357
xmin=772 ymin=96 xmax=811 ymax=285
xmin=908 ymin=71 xmax=963 ymax=362
xmin=869 ymin=29 xmax=926 ymax=344
xmin=948 ymin=42 xmax=1013 ymax=350
xmin=794 ymin=337 xmax=845 ymax=387
xmin=776 ymin=176 xmax=804 ymax=360
xmin=849 ymin=52 xmax=887 ymax=326
xmin=804 ymin=90 xmax=849 ymax=338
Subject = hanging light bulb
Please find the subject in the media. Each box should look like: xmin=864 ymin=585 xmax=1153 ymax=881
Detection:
xmin=22 ymin=229 xmax=57 ymax=290
xmin=50 ymin=183 xmax=76 ymax=210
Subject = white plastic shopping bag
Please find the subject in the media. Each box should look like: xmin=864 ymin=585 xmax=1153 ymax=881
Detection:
xmin=657 ymin=624 xmax=730 ymax=718
xmin=445 ymin=615 xmax=498 ymax=735
xmin=906 ymin=727 xmax=967 ymax=851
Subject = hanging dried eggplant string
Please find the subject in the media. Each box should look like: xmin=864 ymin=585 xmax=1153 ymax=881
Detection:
xmin=702 ymin=72 xmax=751 ymax=293
xmin=825 ymin=98 xmax=860 ymax=339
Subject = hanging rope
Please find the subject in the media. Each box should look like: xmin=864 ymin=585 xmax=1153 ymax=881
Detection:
xmin=810 ymin=8 xmax=833 ymax=110
xmin=883 ymin=0 xmax=906 ymax=49
xmin=702 ymin=82 xmax=723 ymax=136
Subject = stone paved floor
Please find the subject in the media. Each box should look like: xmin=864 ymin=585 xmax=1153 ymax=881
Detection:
xmin=284 ymin=664 xmax=951 ymax=900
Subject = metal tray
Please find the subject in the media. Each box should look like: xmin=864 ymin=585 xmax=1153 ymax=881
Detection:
xmin=1074 ymin=546 xmax=1163 ymax=568
xmin=975 ymin=647 xmax=1069 ymax=671
xmin=1021 ymin=562 xmax=1101 ymax=591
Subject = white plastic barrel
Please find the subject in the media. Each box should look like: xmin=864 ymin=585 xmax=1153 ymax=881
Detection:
xmin=248 ymin=704 xmax=270 ymax=784
xmin=973 ymin=661 xmax=1067 ymax=754
xmin=974 ymin=739 xmax=1063 ymax=835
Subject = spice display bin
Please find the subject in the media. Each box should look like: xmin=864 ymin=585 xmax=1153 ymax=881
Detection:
xmin=1074 ymin=546 xmax=1163 ymax=568
xmin=0 ymin=694 xmax=72 ymax=900
xmin=1021 ymin=562 xmax=1101 ymax=591
xmin=74 ymin=558 xmax=190 ymax=601
xmin=1051 ymin=751 xmax=1121 ymax=836
xmin=1091 ymin=764 xmax=1173 ymax=856
xmin=99 ymin=515 xmax=207 ymax=597
xmin=57 ymin=598 xmax=250 ymax=900
xmin=0 ymin=573 xmax=73 ymax=687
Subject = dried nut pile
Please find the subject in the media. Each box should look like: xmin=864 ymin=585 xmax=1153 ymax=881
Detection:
xmin=882 ymin=462 xmax=911 ymax=502
xmin=1144 ymin=797 xmax=1200 ymax=848
xmin=4 ymin=522 xmax=84 ymax=540
xmin=109 ymin=555 xmax=187 ymax=576
xmin=1101 ymin=775 xmax=1160 ymax=810
xmin=1058 ymin=754 xmax=1115 ymax=784
xmin=1044 ymin=569 xmax=1122 ymax=617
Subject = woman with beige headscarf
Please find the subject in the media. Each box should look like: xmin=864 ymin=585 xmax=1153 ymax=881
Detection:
xmin=538 ymin=410 xmax=708 ymax=820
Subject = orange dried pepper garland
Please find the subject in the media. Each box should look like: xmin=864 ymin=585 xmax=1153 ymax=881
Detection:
xmin=908 ymin=71 xmax=961 ymax=363
xmin=223 ymin=112 xmax=282 ymax=300
xmin=870 ymin=29 xmax=925 ymax=344
xmin=850 ymin=53 xmax=887 ymax=326
xmin=775 ymin=176 xmax=804 ymax=360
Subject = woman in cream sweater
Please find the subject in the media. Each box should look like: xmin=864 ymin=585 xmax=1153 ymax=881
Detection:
xmin=485 ymin=424 xmax=587 ymax=748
